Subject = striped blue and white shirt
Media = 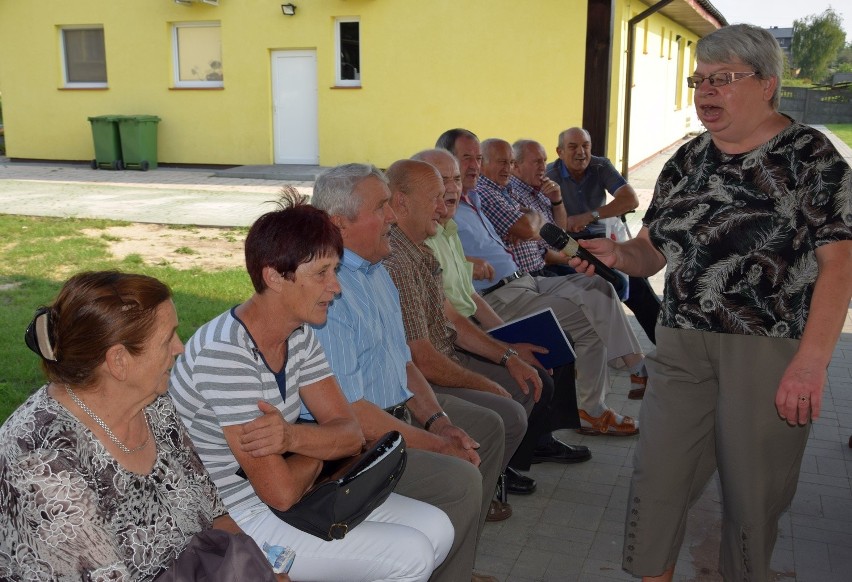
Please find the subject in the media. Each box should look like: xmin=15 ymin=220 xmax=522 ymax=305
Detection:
xmin=170 ymin=307 xmax=332 ymax=515
xmin=309 ymin=248 xmax=413 ymax=414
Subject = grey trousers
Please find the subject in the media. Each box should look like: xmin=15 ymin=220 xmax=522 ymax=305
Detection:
xmin=623 ymin=327 xmax=810 ymax=581
xmin=430 ymin=353 xmax=530 ymax=471
xmin=396 ymin=392 xmax=505 ymax=582
xmin=447 ymin=350 xmax=557 ymax=471
xmin=484 ymin=273 xmax=642 ymax=415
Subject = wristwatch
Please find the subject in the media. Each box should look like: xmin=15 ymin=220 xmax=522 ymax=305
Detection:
xmin=499 ymin=347 xmax=519 ymax=366
xmin=591 ymin=210 xmax=600 ymax=223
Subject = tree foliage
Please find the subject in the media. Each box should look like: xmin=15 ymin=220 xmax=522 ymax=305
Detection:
xmin=792 ymin=8 xmax=846 ymax=82
xmin=835 ymin=42 xmax=852 ymax=73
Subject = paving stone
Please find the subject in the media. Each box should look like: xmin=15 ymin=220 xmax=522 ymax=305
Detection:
xmin=792 ymin=538 xmax=831 ymax=573
xmin=816 ymin=455 xmax=850 ymax=478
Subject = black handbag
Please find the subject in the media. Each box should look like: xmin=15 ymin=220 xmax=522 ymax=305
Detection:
xmin=265 ymin=431 xmax=407 ymax=541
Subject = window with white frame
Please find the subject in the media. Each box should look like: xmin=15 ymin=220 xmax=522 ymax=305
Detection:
xmin=335 ymin=17 xmax=361 ymax=86
xmin=173 ymin=22 xmax=223 ymax=88
xmin=61 ymin=26 xmax=107 ymax=87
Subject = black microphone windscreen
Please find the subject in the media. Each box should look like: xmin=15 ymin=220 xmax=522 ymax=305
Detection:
xmin=539 ymin=223 xmax=569 ymax=249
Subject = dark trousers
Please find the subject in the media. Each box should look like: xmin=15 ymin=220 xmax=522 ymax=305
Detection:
xmin=506 ymin=368 xmax=553 ymax=471
xmin=507 ymin=363 xmax=580 ymax=471
xmin=625 ymin=276 xmax=661 ymax=344
xmin=548 ymin=363 xmax=581 ymax=432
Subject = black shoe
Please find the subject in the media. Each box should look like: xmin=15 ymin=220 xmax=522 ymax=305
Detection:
xmin=531 ymin=436 xmax=592 ymax=464
xmin=505 ymin=466 xmax=536 ymax=495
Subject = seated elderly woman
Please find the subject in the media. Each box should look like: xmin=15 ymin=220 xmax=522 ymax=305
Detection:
xmin=169 ymin=193 xmax=454 ymax=582
xmin=0 ymin=271 xmax=284 ymax=581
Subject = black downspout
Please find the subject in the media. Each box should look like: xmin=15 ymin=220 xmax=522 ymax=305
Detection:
xmin=621 ymin=0 xmax=676 ymax=179
xmin=583 ymin=0 xmax=615 ymax=157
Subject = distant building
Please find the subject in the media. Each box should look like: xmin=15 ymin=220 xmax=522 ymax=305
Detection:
xmin=767 ymin=26 xmax=794 ymax=63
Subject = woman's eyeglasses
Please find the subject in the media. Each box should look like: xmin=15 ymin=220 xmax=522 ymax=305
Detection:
xmin=686 ymin=72 xmax=757 ymax=88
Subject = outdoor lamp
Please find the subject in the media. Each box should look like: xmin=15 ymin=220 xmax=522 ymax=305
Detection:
xmin=281 ymin=3 xmax=296 ymax=16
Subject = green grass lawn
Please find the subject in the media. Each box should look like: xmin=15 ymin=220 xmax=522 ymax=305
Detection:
xmin=826 ymin=124 xmax=852 ymax=149
xmin=0 ymin=215 xmax=252 ymax=421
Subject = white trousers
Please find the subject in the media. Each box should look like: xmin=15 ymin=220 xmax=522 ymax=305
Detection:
xmin=485 ymin=273 xmax=642 ymax=415
xmin=232 ymin=493 xmax=453 ymax=582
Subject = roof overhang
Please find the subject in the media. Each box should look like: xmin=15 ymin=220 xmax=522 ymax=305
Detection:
xmin=653 ymin=0 xmax=728 ymax=37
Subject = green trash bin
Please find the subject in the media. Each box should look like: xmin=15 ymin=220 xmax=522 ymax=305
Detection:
xmin=87 ymin=115 xmax=124 ymax=170
xmin=117 ymin=115 xmax=160 ymax=171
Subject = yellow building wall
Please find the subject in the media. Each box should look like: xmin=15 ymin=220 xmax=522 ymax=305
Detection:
xmin=611 ymin=1 xmax=705 ymax=169
xmin=608 ymin=0 xmax=631 ymax=165
xmin=0 ymin=0 xmax=589 ymax=168
xmin=339 ymin=0 xmax=588 ymax=168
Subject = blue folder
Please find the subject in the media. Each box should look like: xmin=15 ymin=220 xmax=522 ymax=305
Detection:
xmin=487 ymin=307 xmax=575 ymax=369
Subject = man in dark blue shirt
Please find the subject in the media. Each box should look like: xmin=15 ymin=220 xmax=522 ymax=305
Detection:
xmin=547 ymin=127 xmax=661 ymax=354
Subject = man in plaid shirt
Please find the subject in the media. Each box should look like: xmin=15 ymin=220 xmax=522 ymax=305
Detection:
xmin=504 ymin=139 xmax=632 ymax=289
xmin=438 ymin=129 xmax=644 ymax=437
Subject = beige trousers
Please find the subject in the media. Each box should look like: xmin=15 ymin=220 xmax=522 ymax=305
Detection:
xmin=484 ymin=273 xmax=642 ymax=415
xmin=623 ymin=326 xmax=809 ymax=581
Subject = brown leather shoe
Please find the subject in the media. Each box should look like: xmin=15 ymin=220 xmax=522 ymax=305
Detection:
xmin=629 ymin=373 xmax=647 ymax=399
xmin=577 ymin=409 xmax=639 ymax=436
xmin=471 ymin=572 xmax=498 ymax=582
xmin=485 ymin=498 xmax=512 ymax=522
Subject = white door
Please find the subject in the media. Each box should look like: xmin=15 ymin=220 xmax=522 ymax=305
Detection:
xmin=271 ymin=50 xmax=318 ymax=164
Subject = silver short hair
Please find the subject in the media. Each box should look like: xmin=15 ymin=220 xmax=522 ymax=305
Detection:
xmin=556 ymin=127 xmax=589 ymax=150
xmin=696 ymin=24 xmax=784 ymax=109
xmin=512 ymin=139 xmax=544 ymax=163
xmin=312 ymin=163 xmax=388 ymax=220
xmin=480 ymin=138 xmax=511 ymax=163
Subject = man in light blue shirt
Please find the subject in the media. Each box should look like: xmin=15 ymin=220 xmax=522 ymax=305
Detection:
xmin=310 ymin=163 xmax=509 ymax=582
xmin=313 ymin=248 xmax=413 ymax=409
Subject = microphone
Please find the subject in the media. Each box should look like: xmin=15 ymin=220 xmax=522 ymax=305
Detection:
xmin=539 ymin=223 xmax=622 ymax=287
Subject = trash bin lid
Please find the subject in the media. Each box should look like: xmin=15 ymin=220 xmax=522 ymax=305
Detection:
xmin=123 ymin=115 xmax=161 ymax=123
xmin=88 ymin=115 xmax=126 ymax=122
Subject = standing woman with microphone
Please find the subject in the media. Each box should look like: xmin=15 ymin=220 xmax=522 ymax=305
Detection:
xmin=570 ymin=23 xmax=852 ymax=582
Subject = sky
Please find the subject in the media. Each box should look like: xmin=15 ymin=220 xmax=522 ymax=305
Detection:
xmin=709 ymin=0 xmax=851 ymax=42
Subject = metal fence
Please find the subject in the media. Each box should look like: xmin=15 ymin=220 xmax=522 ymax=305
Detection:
xmin=780 ymin=86 xmax=852 ymax=123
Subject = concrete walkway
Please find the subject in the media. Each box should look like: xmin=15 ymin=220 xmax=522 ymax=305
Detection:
xmin=0 ymin=162 xmax=303 ymax=227
xmin=1 ymin=127 xmax=851 ymax=581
